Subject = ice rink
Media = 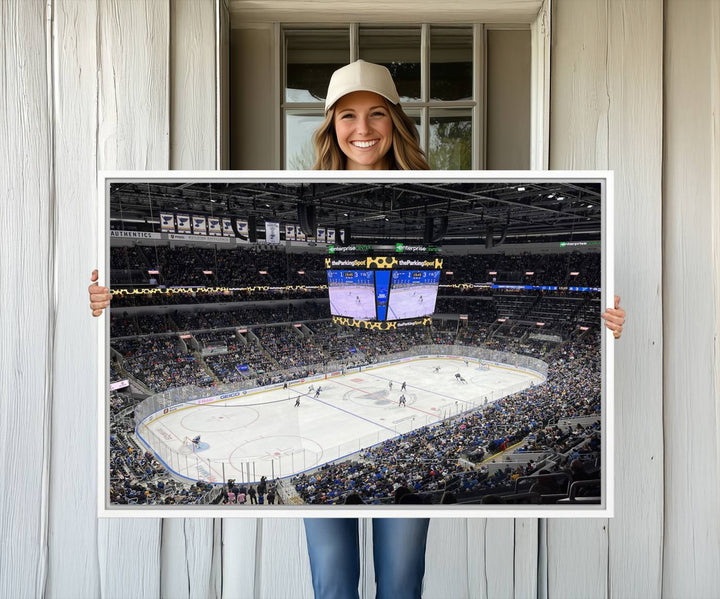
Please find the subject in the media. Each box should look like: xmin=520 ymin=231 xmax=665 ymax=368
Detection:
xmin=138 ymin=356 xmax=544 ymax=484
xmin=387 ymin=286 xmax=438 ymax=320
xmin=328 ymin=284 xmax=376 ymax=320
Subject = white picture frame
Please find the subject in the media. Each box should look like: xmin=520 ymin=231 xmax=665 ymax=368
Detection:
xmin=98 ymin=170 xmax=613 ymax=519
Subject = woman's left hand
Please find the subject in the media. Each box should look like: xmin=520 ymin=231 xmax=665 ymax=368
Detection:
xmin=602 ymin=295 xmax=625 ymax=339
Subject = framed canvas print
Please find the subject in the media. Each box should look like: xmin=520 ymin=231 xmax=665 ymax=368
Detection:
xmin=98 ymin=171 xmax=614 ymax=518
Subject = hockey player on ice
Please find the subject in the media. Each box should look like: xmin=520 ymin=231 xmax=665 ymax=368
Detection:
xmin=294 ymin=396 xmax=300 ymax=407
xmin=398 ymin=394 xmax=406 ymax=407
xmin=314 ymin=386 xmax=322 ymax=398
xmin=455 ymin=373 xmax=467 ymax=383
xmin=401 ymin=381 xmax=407 ymax=391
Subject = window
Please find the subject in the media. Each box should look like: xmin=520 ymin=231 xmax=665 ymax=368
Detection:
xmin=283 ymin=25 xmax=481 ymax=170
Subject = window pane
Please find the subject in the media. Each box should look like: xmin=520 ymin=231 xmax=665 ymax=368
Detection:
xmin=359 ymin=28 xmax=421 ymax=102
xmin=402 ymin=109 xmax=423 ymax=148
xmin=430 ymin=27 xmax=473 ymax=101
xmin=285 ymin=112 xmax=324 ymax=169
xmin=286 ymin=30 xmax=350 ymax=103
xmin=429 ymin=109 xmax=472 ymax=170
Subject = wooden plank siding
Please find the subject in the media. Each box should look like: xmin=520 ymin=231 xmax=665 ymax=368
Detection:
xmin=2 ymin=0 xmax=720 ymax=597
xmin=549 ymin=1 xmax=664 ymax=598
xmin=605 ymin=2 xmax=664 ymax=597
xmin=663 ymin=1 xmax=720 ymax=596
xmin=47 ymin=1 xmax=102 ymax=597
xmin=0 ymin=2 xmax=54 ymax=598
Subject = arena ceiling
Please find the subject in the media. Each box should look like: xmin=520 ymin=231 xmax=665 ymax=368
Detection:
xmin=109 ymin=179 xmax=603 ymax=246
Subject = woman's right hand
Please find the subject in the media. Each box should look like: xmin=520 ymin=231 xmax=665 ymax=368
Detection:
xmin=89 ymin=269 xmax=112 ymax=317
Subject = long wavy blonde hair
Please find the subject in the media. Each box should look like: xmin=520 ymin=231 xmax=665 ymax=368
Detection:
xmin=312 ymin=100 xmax=430 ymax=171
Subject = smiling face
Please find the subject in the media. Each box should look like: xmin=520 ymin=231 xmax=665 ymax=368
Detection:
xmin=333 ymin=91 xmax=394 ymax=170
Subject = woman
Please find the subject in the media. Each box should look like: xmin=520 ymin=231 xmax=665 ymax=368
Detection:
xmin=89 ymin=60 xmax=626 ymax=599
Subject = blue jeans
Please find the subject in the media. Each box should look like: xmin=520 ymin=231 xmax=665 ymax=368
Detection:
xmin=304 ymin=518 xmax=430 ymax=599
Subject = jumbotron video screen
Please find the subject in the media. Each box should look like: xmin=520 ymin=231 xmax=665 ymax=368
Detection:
xmin=326 ymin=267 xmax=440 ymax=322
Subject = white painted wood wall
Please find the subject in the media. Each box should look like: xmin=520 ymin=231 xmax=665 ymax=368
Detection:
xmin=1 ymin=0 xmax=718 ymax=597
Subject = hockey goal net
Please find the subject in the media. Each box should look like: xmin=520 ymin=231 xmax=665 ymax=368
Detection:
xmin=179 ymin=437 xmax=198 ymax=454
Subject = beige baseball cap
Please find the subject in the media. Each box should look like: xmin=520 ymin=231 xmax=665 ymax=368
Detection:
xmin=324 ymin=60 xmax=400 ymax=112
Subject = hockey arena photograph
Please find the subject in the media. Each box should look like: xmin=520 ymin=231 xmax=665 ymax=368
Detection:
xmin=99 ymin=172 xmax=613 ymax=517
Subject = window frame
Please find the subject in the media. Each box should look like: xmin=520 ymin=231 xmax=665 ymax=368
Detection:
xmin=273 ymin=2 xmax=550 ymax=171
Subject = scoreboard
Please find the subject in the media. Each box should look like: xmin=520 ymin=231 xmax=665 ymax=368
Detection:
xmin=325 ymin=255 xmax=442 ymax=326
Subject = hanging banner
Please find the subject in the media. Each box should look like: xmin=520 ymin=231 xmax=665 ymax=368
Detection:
xmin=317 ymin=227 xmax=326 ymax=243
xmin=265 ymin=221 xmax=280 ymax=244
xmin=192 ymin=215 xmax=207 ymax=235
xmin=327 ymin=228 xmax=336 ymax=244
xmin=339 ymin=229 xmax=345 ymax=243
xmin=222 ymin=218 xmax=234 ymax=236
xmin=295 ymin=225 xmax=306 ymax=242
xmin=236 ymin=219 xmax=250 ymax=242
xmin=208 ymin=217 xmax=222 ymax=236
xmin=285 ymin=224 xmax=296 ymax=241
xmin=176 ymin=214 xmax=191 ymax=233
xmin=160 ymin=213 xmax=175 ymax=233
